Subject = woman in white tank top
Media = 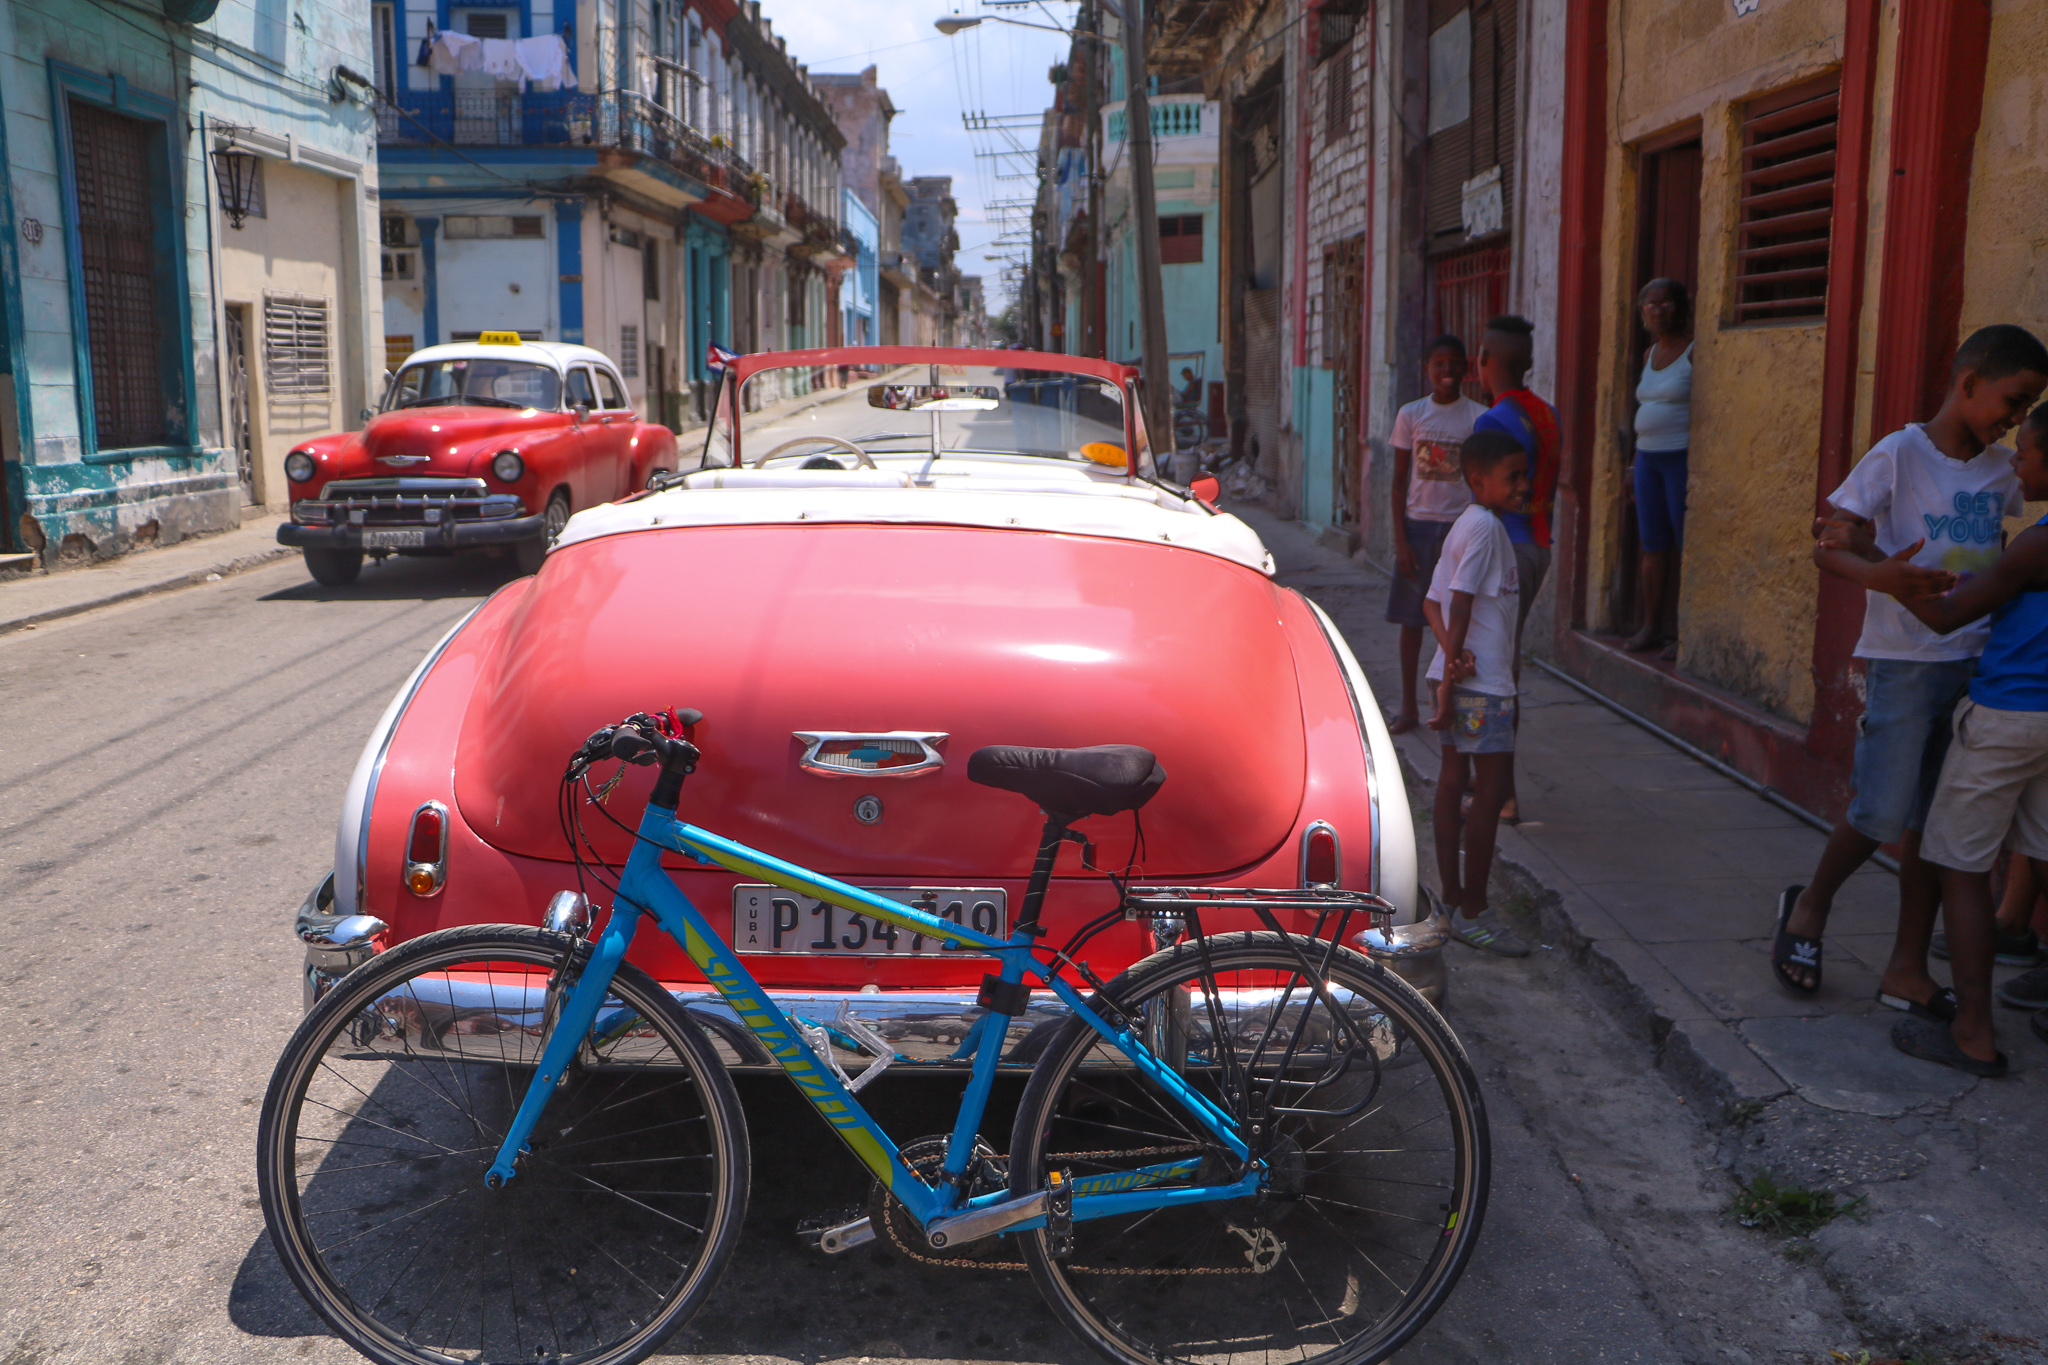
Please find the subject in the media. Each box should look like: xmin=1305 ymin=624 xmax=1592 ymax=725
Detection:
xmin=1627 ymin=278 xmax=1693 ymax=654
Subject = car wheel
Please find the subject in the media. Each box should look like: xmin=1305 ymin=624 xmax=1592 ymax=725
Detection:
xmin=302 ymin=547 xmax=363 ymax=586
xmin=516 ymin=490 xmax=570 ymax=574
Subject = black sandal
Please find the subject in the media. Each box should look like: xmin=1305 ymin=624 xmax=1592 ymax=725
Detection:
xmin=1891 ymin=1017 xmax=2008 ymax=1078
xmin=1771 ymin=885 xmax=1821 ymax=996
xmin=1875 ymin=986 xmax=1958 ymax=1023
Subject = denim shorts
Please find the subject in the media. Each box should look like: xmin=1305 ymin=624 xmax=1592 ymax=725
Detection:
xmin=1443 ymin=688 xmax=1517 ymax=755
xmin=1386 ymin=517 xmax=1456 ymax=629
xmin=1847 ymin=657 xmax=1977 ymax=843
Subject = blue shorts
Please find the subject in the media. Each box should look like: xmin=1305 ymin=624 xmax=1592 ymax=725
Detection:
xmin=1386 ymin=517 xmax=1456 ymax=629
xmin=1847 ymin=657 xmax=1976 ymax=843
xmin=1633 ymin=446 xmax=1688 ymax=554
xmin=1442 ymin=688 xmax=1517 ymax=755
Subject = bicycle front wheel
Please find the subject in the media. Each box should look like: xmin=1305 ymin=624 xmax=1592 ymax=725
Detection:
xmin=1009 ymin=932 xmax=1488 ymax=1365
xmin=256 ymin=924 xmax=750 ymax=1365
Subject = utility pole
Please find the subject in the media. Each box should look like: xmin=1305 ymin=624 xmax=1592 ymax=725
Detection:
xmin=1116 ymin=0 xmax=1172 ymax=454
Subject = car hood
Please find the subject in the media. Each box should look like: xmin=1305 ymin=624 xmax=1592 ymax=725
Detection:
xmin=454 ymin=523 xmax=1307 ymax=878
xmin=362 ymin=407 xmax=560 ymax=465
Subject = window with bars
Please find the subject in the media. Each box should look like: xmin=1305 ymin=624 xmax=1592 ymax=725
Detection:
xmin=1735 ymin=76 xmax=1839 ymax=324
xmin=263 ymin=294 xmax=332 ymax=400
xmin=1159 ymin=214 xmax=1204 ymax=265
xmin=619 ymin=325 xmax=640 ymax=378
xmin=70 ymin=100 xmax=172 ymax=451
xmin=1326 ymin=52 xmax=1353 ymax=142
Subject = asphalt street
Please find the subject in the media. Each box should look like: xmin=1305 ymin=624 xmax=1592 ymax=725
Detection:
xmin=1 ymin=494 xmax=1857 ymax=1362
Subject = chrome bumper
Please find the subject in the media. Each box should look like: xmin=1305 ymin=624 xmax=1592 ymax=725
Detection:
xmin=291 ymin=875 xmax=1449 ymax=1070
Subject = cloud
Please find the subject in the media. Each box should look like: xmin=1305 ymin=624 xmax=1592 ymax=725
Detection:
xmin=758 ymin=0 xmax=1076 ymax=306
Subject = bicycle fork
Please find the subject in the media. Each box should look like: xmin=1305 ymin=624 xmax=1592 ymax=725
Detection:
xmin=485 ymin=896 xmax=644 ymax=1188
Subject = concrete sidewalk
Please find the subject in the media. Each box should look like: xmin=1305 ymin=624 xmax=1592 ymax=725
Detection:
xmin=0 ymin=513 xmax=292 ymax=636
xmin=1243 ymin=507 xmax=2048 ymax=1119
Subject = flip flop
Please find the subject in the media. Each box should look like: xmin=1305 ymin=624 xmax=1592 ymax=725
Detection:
xmin=1875 ymin=986 xmax=1958 ymax=1023
xmin=1890 ymin=1016 xmax=2008 ymax=1078
xmin=1770 ymin=885 xmax=1821 ymax=996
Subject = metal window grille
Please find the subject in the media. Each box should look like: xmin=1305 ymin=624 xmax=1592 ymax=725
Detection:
xmin=1431 ymin=243 xmax=1510 ymax=402
xmin=1735 ymin=76 xmax=1839 ymax=323
xmin=69 ymin=100 xmax=167 ymax=451
xmin=380 ymin=216 xmax=411 ymax=247
xmin=263 ymin=294 xmax=332 ymax=400
xmin=619 ymin=325 xmax=640 ymax=378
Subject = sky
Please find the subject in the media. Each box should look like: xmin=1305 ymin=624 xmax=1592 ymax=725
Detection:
xmin=754 ymin=0 xmax=1079 ymax=310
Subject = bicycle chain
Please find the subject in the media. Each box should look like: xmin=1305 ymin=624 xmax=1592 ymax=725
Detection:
xmin=884 ymin=1146 xmax=1269 ymax=1276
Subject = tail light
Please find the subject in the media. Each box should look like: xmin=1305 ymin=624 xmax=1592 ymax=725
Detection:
xmin=1300 ymin=820 xmax=1341 ymax=888
xmin=404 ymin=800 xmax=449 ymax=897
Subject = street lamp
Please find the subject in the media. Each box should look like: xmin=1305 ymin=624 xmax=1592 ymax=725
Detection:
xmin=936 ymin=3 xmax=1170 ymax=450
xmin=211 ymin=142 xmax=261 ymax=230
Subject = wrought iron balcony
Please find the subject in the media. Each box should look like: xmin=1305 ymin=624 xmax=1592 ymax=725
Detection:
xmin=376 ymin=90 xmax=760 ymax=204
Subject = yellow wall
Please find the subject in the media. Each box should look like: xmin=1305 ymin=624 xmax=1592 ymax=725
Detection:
xmin=1960 ymin=0 xmax=2048 ymax=532
xmin=219 ymin=160 xmax=348 ymax=510
xmin=1591 ymin=0 xmax=1848 ymax=723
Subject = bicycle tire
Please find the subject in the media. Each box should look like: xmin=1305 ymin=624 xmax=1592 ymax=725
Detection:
xmin=257 ymin=924 xmax=750 ymax=1365
xmin=1009 ymin=931 xmax=1488 ymax=1365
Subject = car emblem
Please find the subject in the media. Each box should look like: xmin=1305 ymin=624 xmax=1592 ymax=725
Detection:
xmin=853 ymin=795 xmax=884 ymax=824
xmin=793 ymin=731 xmax=947 ymax=778
xmin=378 ymin=454 xmax=431 ymax=467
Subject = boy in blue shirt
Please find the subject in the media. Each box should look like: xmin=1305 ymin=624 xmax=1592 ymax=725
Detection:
xmin=1775 ymin=326 xmax=2048 ymax=1019
xmin=1871 ymin=400 xmax=2048 ymax=1075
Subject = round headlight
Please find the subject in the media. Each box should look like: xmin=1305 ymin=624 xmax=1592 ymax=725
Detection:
xmin=491 ymin=450 xmax=525 ymax=483
xmin=284 ymin=450 xmax=317 ymax=483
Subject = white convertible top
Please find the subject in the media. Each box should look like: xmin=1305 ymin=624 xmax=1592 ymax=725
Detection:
xmin=555 ymin=479 xmax=1276 ymax=575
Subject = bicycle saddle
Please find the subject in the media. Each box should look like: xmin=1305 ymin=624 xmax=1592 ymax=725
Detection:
xmin=966 ymin=744 xmax=1166 ymax=819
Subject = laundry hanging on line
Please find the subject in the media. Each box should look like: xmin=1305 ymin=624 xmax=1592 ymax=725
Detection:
xmin=423 ymin=31 xmax=577 ymax=90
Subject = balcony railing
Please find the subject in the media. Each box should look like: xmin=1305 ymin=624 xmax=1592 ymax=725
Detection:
xmin=377 ymin=90 xmax=760 ymax=204
xmin=1103 ymin=95 xmax=1216 ymax=143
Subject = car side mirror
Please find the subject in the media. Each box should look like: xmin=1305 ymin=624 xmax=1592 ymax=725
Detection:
xmin=359 ymin=406 xmax=375 ymax=422
xmin=573 ymin=403 xmax=591 ymax=424
xmin=1190 ymin=475 xmax=1220 ymax=507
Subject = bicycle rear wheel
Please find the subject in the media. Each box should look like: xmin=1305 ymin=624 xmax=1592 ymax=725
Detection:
xmin=257 ymin=924 xmax=749 ymax=1365
xmin=1009 ymin=932 xmax=1487 ymax=1365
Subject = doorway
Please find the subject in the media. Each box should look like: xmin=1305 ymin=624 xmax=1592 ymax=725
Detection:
xmin=1324 ymin=235 xmax=1367 ymax=530
xmin=1617 ymin=131 xmax=1702 ymax=629
xmin=223 ymin=303 xmax=257 ymax=507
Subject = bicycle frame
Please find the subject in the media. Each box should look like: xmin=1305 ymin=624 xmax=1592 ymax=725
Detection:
xmin=484 ymin=800 xmax=1258 ymax=1236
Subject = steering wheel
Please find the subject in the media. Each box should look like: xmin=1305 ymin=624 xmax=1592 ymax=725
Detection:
xmin=754 ymin=435 xmax=876 ymax=469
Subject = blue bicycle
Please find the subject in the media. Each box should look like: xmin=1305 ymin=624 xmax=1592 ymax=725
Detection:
xmin=258 ymin=711 xmax=1489 ymax=1365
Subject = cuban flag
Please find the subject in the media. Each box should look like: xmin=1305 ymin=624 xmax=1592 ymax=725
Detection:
xmin=707 ymin=343 xmax=739 ymax=372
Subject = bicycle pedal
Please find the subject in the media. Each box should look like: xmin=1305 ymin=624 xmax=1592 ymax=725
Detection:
xmin=1045 ymin=1168 xmax=1073 ymax=1258
xmin=797 ymin=1210 xmax=874 ymax=1255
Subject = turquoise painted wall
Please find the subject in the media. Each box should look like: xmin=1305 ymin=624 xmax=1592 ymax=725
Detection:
xmin=0 ymin=0 xmax=374 ymax=556
xmin=1104 ymin=198 xmax=1221 ymax=400
xmin=1294 ymin=365 xmax=1336 ymax=528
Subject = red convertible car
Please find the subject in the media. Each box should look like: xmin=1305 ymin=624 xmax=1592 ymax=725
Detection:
xmin=293 ymin=346 xmax=1441 ymax=1074
xmin=276 ymin=337 xmax=678 ymax=584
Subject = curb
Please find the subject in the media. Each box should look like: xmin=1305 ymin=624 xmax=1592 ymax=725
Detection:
xmin=1388 ymin=715 xmax=1792 ymax=1123
xmin=0 ymin=541 xmax=294 ymax=638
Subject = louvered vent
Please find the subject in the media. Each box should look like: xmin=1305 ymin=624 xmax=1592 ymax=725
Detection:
xmin=1735 ymin=76 xmax=1840 ymax=323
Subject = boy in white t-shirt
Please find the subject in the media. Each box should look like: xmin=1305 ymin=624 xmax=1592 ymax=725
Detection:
xmin=1386 ymin=335 xmax=1489 ymax=734
xmin=1772 ymin=324 xmax=2048 ymax=1016
xmin=1422 ymin=429 xmax=1530 ymax=958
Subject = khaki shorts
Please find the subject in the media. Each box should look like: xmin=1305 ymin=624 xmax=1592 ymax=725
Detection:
xmin=1920 ymin=698 xmax=2048 ymax=873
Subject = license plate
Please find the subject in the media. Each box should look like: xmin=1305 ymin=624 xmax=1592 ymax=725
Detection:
xmin=362 ymin=529 xmax=427 ymax=548
xmin=732 ymin=886 xmax=1007 ymax=955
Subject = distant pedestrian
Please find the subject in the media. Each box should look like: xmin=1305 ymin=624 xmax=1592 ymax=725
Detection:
xmin=1627 ymin=279 xmax=1693 ymax=655
xmin=1423 ymin=429 xmax=1532 ymax=958
xmin=1471 ymin=315 xmax=1560 ymax=825
xmin=1867 ymin=398 xmax=2048 ymax=1074
xmin=1385 ymin=335 xmax=1487 ymax=735
xmin=1772 ymin=324 xmax=2048 ymax=1027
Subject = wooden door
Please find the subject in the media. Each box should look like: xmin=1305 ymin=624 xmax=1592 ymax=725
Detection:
xmin=1324 ymin=235 xmax=1367 ymax=528
xmin=1616 ymin=135 xmax=1702 ymax=626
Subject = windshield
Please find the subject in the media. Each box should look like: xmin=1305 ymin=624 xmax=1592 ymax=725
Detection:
xmin=387 ymin=358 xmax=562 ymax=411
xmin=703 ymin=362 xmax=1140 ymax=471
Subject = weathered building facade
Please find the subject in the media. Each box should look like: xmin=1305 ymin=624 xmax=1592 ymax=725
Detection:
xmin=1 ymin=0 xmax=383 ymax=561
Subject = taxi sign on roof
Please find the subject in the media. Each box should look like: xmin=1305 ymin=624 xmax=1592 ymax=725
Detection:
xmin=477 ymin=331 xmax=524 ymax=346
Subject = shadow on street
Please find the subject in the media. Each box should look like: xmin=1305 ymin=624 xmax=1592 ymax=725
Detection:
xmin=259 ymin=549 xmax=528 ymax=604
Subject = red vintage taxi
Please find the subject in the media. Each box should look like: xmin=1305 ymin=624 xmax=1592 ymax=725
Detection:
xmin=291 ymin=346 xmax=1442 ymax=1075
xmin=276 ymin=336 xmax=679 ymax=584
